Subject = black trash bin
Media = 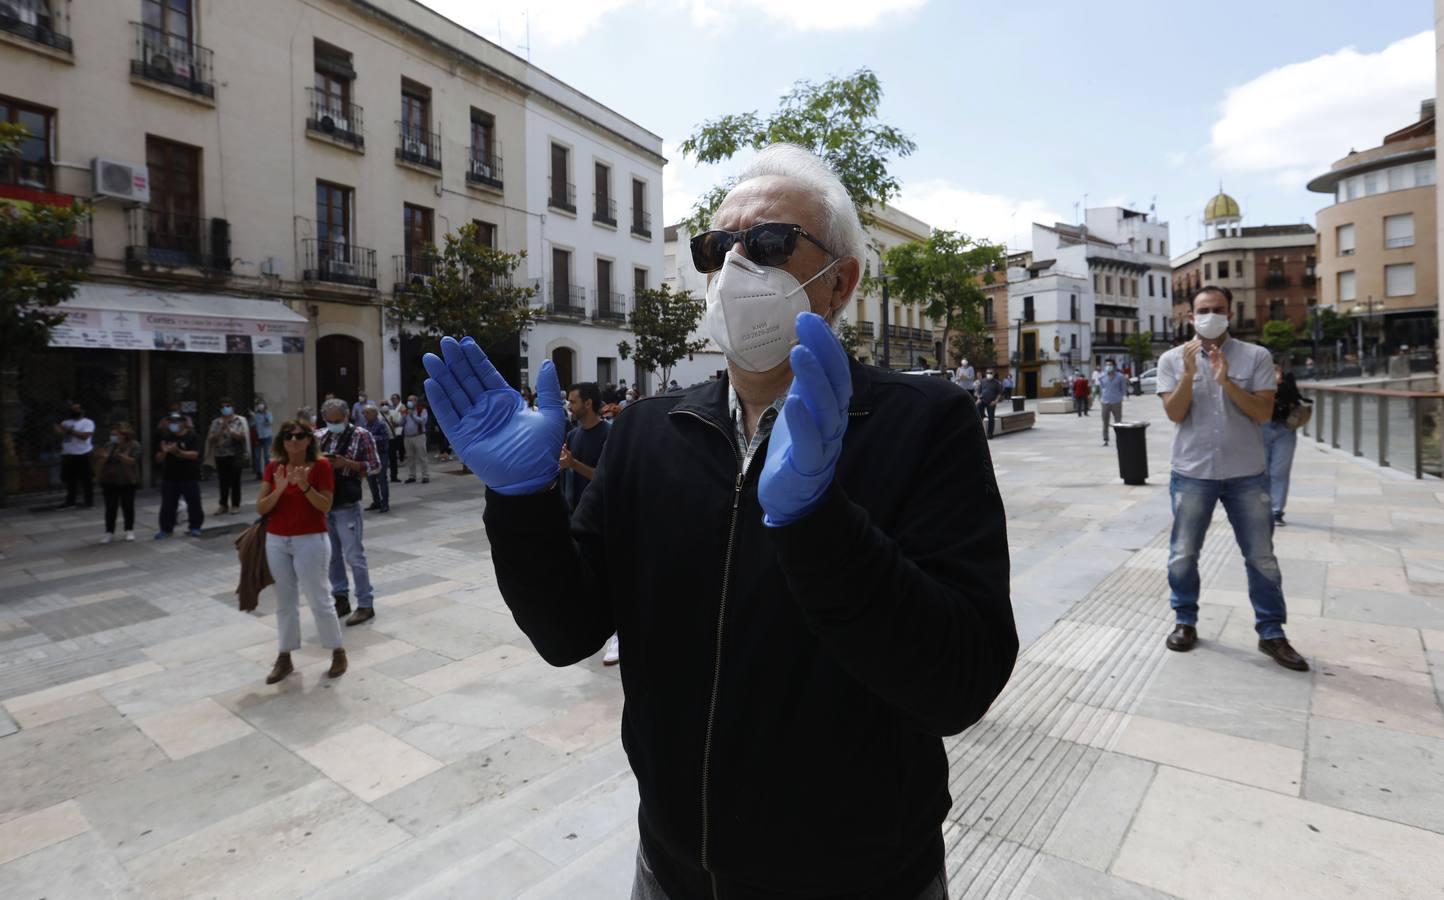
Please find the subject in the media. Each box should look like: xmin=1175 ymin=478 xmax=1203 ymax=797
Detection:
xmin=1112 ymin=422 xmax=1149 ymax=485
xmin=1011 ymin=396 xmax=1025 ymax=413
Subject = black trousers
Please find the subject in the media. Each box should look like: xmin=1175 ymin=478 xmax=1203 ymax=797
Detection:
xmin=61 ymin=453 xmax=93 ymax=505
xmin=367 ymin=472 xmax=390 ymax=509
xmin=159 ymin=480 xmax=204 ymax=534
xmin=1074 ymin=396 xmax=1088 ymax=416
xmin=388 ymin=440 xmax=403 ymax=480
xmin=215 ymin=455 xmax=242 ymax=508
xmin=102 ymin=483 xmax=137 ymax=532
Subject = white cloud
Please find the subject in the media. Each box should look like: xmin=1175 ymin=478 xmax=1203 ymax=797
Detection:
xmin=892 ymin=179 xmax=1067 ymax=250
xmin=1209 ymin=31 xmax=1434 ymax=186
xmin=421 ymin=0 xmax=927 ymax=47
xmin=1165 ymin=150 xmax=1189 ymax=170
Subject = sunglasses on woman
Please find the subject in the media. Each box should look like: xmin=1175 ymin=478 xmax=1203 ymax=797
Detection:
xmin=690 ymin=222 xmax=835 ymax=274
xmin=282 ymin=432 xmax=310 ymax=441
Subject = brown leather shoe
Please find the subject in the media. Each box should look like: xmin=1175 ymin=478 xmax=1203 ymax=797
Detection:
xmin=1165 ymin=624 xmax=1197 ymax=652
xmin=328 ymin=648 xmax=348 ymax=679
xmin=345 ymin=608 xmax=375 ymax=627
xmin=266 ymin=652 xmax=294 ymax=684
xmin=1259 ymin=637 xmax=1309 ymax=671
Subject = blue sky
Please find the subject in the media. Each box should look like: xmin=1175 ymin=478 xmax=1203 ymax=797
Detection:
xmin=421 ymin=0 xmax=1433 ymax=254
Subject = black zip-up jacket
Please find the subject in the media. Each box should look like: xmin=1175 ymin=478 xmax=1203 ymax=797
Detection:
xmin=482 ymin=362 xmax=1018 ymax=900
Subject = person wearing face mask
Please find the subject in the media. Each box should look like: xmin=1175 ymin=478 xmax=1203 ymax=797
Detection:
xmin=379 ymin=400 xmax=404 ymax=483
xmin=351 ymin=392 xmax=369 ymax=427
xmin=155 ymin=412 xmax=204 ymax=538
xmin=250 ymin=397 xmax=274 ymax=478
xmin=1157 ymin=285 xmax=1308 ymax=672
xmin=206 ymin=398 xmax=250 ymax=515
xmin=56 ymin=401 xmax=95 ymax=508
xmin=401 ymin=394 xmax=430 ymax=483
xmin=96 ymin=422 xmax=142 ymax=542
xmin=975 ymin=369 xmax=1002 ymax=438
xmin=421 ymin=144 xmax=1016 ymax=900
xmin=317 ymin=398 xmax=381 ymax=624
xmin=1097 ymin=360 xmax=1129 ymax=447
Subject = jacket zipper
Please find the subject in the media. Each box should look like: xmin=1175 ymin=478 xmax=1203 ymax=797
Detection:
xmin=673 ymin=410 xmax=744 ymax=900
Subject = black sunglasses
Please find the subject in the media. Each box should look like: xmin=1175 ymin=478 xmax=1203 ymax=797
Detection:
xmin=282 ymin=432 xmax=310 ymax=441
xmin=690 ymin=222 xmax=835 ymax=274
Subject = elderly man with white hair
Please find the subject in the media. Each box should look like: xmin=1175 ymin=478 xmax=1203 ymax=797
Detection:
xmin=423 ymin=144 xmax=1016 ymax=899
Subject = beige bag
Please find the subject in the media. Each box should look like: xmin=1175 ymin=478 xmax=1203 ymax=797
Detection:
xmin=1285 ymin=402 xmax=1312 ymax=431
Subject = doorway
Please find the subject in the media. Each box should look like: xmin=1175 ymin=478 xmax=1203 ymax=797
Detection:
xmin=1023 ymin=370 xmax=1039 ymax=399
xmin=316 ymin=334 xmax=362 ymax=408
xmin=550 ymin=346 xmax=575 ymax=392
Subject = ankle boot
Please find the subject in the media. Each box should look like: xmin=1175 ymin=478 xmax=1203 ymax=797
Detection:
xmin=266 ymin=652 xmax=294 ymax=684
xmin=328 ymin=648 xmax=348 ymax=679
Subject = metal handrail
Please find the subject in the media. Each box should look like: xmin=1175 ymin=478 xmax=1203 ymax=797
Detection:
xmin=1299 ymin=381 xmax=1443 ymax=479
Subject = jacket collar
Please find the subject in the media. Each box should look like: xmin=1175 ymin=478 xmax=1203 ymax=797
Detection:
xmin=668 ymin=359 xmax=875 ymax=430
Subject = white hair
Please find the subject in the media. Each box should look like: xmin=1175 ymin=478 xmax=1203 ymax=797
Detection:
xmin=320 ymin=398 xmax=350 ymax=419
xmin=733 ymin=144 xmax=866 ymax=277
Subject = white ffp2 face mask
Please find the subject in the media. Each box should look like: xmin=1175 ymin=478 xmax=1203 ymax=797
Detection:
xmin=1193 ymin=312 xmax=1228 ymax=340
xmin=704 ymin=248 xmax=840 ymax=373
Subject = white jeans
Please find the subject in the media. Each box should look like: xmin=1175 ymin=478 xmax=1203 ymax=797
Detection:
xmin=405 ymin=434 xmax=429 ymax=479
xmin=266 ymin=532 xmax=343 ymax=652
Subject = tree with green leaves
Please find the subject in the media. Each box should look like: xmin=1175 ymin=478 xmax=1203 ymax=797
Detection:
xmin=875 ymin=230 xmax=1005 ymax=363
xmin=677 ymin=68 xmax=915 ymax=234
xmin=1260 ymin=320 xmax=1298 ymax=357
xmin=386 ymin=222 xmax=537 ymax=349
xmin=618 ymin=284 xmax=708 ymax=389
xmin=1124 ymin=331 xmax=1154 ymax=371
xmin=1 ymin=122 xmax=89 ymax=504
xmin=833 ymin=316 xmax=864 ymax=360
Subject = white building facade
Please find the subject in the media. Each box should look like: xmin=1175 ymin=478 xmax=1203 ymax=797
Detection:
xmin=1007 ymin=207 xmax=1172 ymax=397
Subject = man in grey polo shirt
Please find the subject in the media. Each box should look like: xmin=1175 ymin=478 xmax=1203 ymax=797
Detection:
xmin=1156 ymin=285 xmax=1308 ymax=671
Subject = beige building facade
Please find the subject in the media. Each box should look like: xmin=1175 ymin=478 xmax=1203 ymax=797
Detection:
xmin=1308 ymin=100 xmax=1438 ymax=357
xmin=1 ymin=0 xmax=662 ymax=493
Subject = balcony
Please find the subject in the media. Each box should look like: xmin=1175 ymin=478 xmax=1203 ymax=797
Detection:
xmin=392 ymin=254 xmax=437 ymax=294
xmin=549 ymin=179 xmax=576 ymax=214
xmin=126 ymin=209 xmax=227 ymax=272
xmin=593 ymin=194 xmax=617 ymax=227
xmin=0 ymin=0 xmax=71 ymax=54
xmin=395 ymin=123 xmax=441 ymax=171
xmin=131 ymin=23 xmax=214 ymax=99
xmin=1264 ymin=274 xmax=1289 ymax=289
xmin=0 ymin=184 xmax=92 ymax=258
xmin=631 ymin=210 xmax=652 ymax=239
xmin=592 ymin=290 xmax=627 ymax=324
xmin=302 ymin=238 xmax=377 ymax=289
xmin=305 ymin=88 xmax=364 ymax=149
xmin=546 ymin=283 xmax=586 ymax=317
xmin=464 ymin=147 xmax=503 ymax=191
xmin=1302 ymin=273 xmax=1317 ymax=288
xmin=858 ymin=320 xmax=875 ymax=338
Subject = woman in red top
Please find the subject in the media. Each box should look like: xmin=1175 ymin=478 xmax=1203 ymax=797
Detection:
xmin=255 ymin=419 xmax=346 ymax=684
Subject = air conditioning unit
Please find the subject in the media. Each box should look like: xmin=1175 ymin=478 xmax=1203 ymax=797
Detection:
xmin=404 ymin=138 xmax=424 ymax=158
xmin=92 ymin=158 xmax=151 ymax=203
xmin=147 ymin=50 xmax=173 ymax=76
xmin=328 ymin=259 xmax=358 ymax=279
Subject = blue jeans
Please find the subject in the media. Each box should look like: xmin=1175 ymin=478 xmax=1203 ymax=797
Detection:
xmin=1168 ymin=472 xmax=1287 ymax=639
xmin=327 ymin=502 xmax=374 ymax=607
xmin=1260 ymin=421 xmax=1297 ymax=516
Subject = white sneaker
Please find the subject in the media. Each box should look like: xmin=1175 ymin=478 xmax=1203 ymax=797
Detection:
xmin=100 ymin=533 xmax=113 ymax=544
xmin=124 ymin=530 xmax=136 ymax=542
xmin=603 ymin=634 xmax=621 ymax=666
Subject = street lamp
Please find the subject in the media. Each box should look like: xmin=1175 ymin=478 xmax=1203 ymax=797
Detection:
xmin=878 ymin=267 xmax=895 ymax=370
xmin=1350 ymin=296 xmax=1382 ymax=372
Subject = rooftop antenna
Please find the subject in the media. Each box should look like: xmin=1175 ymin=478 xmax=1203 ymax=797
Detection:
xmin=524 ymin=10 xmax=531 ymax=62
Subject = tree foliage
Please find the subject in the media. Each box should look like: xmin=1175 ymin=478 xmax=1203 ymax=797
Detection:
xmin=833 ymin=316 xmax=864 ymax=360
xmin=677 ymin=68 xmax=916 ymax=234
xmin=1313 ymin=307 xmax=1350 ymax=344
xmin=0 ymin=122 xmax=87 ymax=366
xmin=386 ymin=222 xmax=536 ymax=348
xmin=947 ymin=315 xmax=996 ymax=372
xmin=876 ymin=230 xmax=1005 ymax=363
xmin=618 ymin=284 xmax=708 ymax=388
xmin=1124 ymin=331 xmax=1154 ymax=368
xmin=1260 ymin=320 xmax=1298 ymax=356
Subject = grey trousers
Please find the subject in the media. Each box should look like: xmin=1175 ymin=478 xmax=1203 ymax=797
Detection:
xmin=266 ymin=532 xmax=343 ymax=652
xmin=1101 ymin=401 xmax=1123 ymax=442
xmin=629 ymin=848 xmax=949 ymax=900
xmin=405 ymin=434 xmax=429 ymax=478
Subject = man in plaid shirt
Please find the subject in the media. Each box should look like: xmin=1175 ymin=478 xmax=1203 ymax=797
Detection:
xmin=318 ymin=398 xmax=382 ymax=625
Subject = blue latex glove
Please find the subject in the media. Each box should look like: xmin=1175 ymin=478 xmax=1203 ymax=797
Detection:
xmin=422 ymin=336 xmax=566 ymax=494
xmin=759 ymin=312 xmax=854 ymax=527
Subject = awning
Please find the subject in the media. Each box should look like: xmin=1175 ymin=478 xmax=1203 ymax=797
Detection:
xmin=48 ymin=283 xmax=308 ymax=355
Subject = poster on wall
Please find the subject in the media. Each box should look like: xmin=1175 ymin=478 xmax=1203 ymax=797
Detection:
xmin=49 ymin=306 xmax=307 ymax=354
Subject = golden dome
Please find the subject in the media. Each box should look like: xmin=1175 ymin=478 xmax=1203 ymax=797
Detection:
xmin=1204 ymin=191 xmax=1241 ymax=222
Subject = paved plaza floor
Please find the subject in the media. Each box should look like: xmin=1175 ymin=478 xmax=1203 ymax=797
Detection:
xmin=1 ymin=396 xmax=1442 ymax=899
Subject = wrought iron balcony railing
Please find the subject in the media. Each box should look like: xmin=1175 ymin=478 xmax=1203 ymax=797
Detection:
xmin=395 ymin=123 xmax=441 ymax=170
xmin=131 ymin=22 xmax=213 ymax=98
xmin=306 ymin=88 xmax=364 ymax=148
xmin=592 ymin=290 xmax=627 ymax=323
xmin=546 ymin=283 xmax=586 ymax=317
xmin=465 ymin=146 xmax=503 ymax=189
xmin=631 ymin=209 xmax=652 ymax=239
xmin=302 ymin=238 xmax=377 ymax=289
xmin=549 ymin=179 xmax=576 ymax=213
xmin=126 ymin=208 xmax=227 ymax=270
xmin=1 ymin=0 xmax=71 ymax=52
xmin=593 ymin=193 xmax=617 ymax=226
